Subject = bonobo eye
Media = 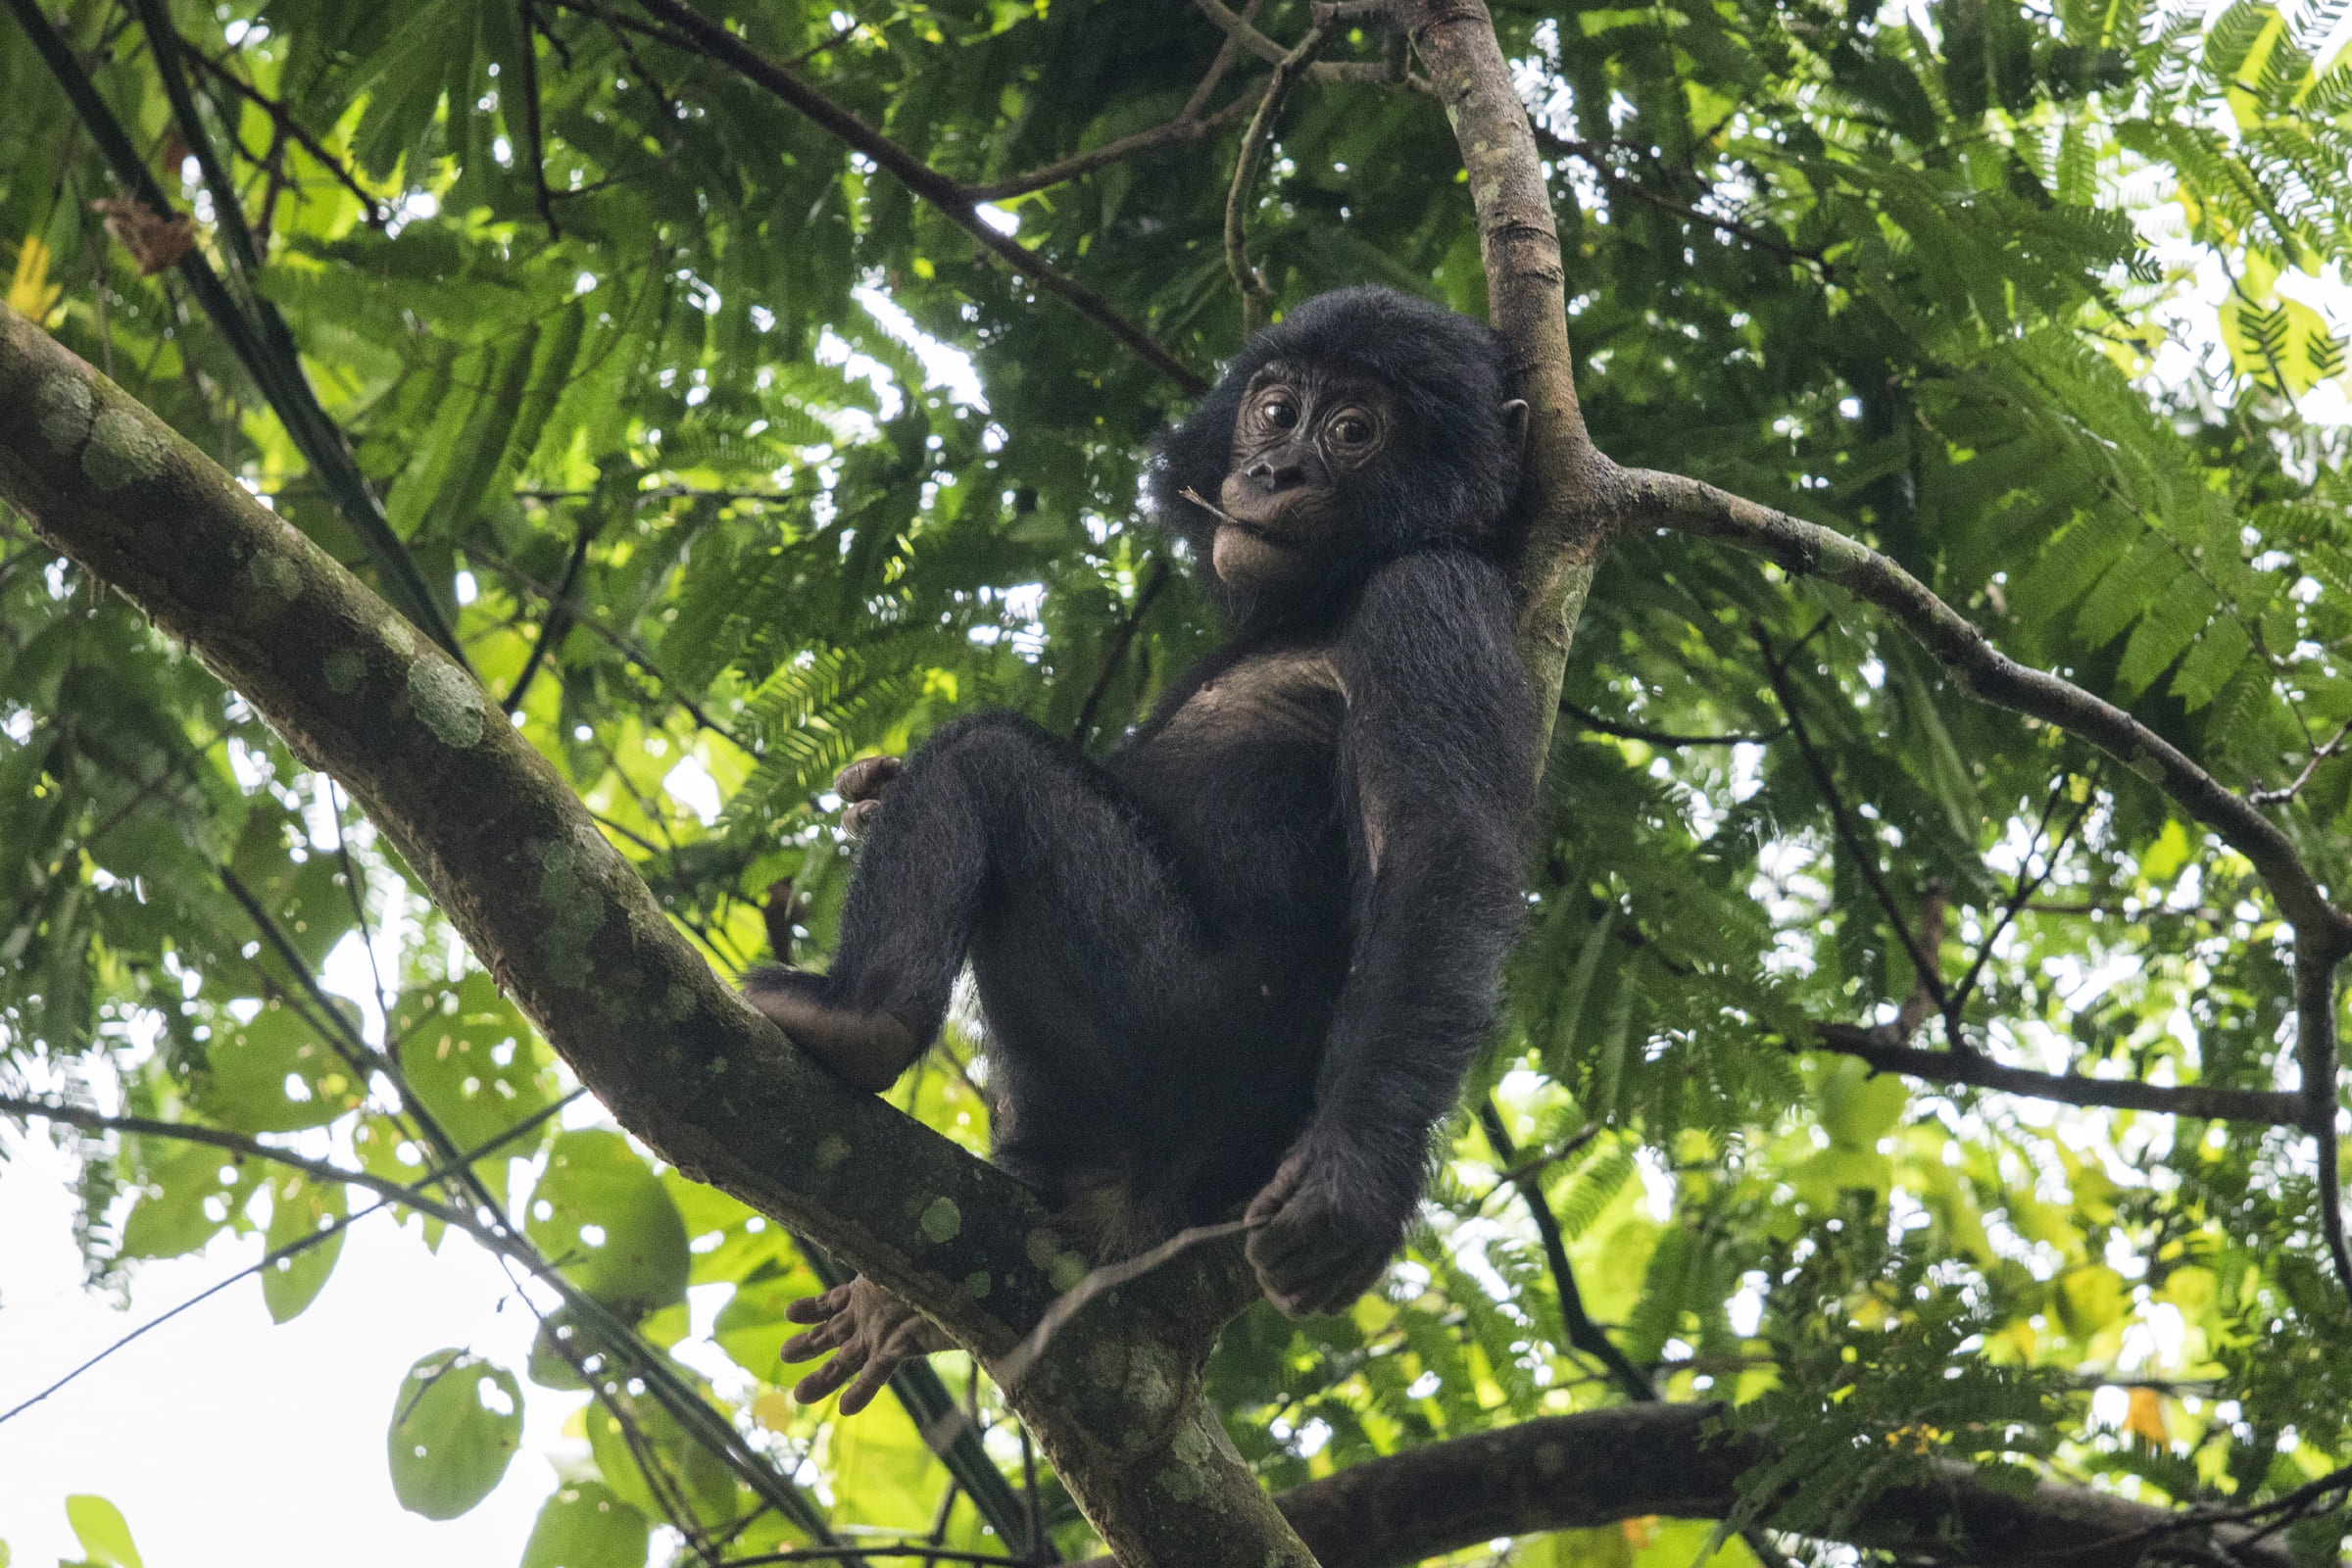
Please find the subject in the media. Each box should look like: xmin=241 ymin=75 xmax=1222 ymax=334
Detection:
xmin=1327 ymin=410 xmax=1376 ymax=447
xmin=1260 ymin=397 xmax=1299 ymax=429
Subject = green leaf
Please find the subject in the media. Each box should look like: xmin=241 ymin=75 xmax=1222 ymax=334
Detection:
xmin=392 ymin=969 xmax=554 ymax=1203
xmin=63 ymin=1496 xmax=141 ymax=1568
xmin=119 ymin=1141 xmax=264 ymax=1261
xmin=520 ymin=1483 xmax=651 ymax=1568
xmin=193 ymin=1000 xmax=361 ymax=1133
xmin=1818 ymin=1056 xmax=1907 ymax=1149
xmin=260 ymin=1170 xmax=349 ymax=1323
xmin=523 ymin=1129 xmax=690 ymax=1315
xmin=386 ymin=1349 xmax=524 ymax=1520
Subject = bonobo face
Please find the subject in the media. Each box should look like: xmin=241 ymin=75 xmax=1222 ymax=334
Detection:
xmin=1214 ymin=363 xmax=1392 ymax=595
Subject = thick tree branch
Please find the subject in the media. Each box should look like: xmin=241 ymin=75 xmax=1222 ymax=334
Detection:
xmin=1808 ymin=1024 xmax=2307 ymax=1126
xmin=1396 ymin=0 xmax=1604 ymax=772
xmin=1061 ymin=1400 xmax=2312 ymax=1568
xmin=617 ymin=0 xmax=1207 ymax=395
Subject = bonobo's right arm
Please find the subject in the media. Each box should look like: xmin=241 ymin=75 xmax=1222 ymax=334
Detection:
xmin=1245 ymin=549 xmax=1538 ymax=1316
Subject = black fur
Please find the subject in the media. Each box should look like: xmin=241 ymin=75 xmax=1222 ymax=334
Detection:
xmin=755 ymin=287 xmax=1537 ymax=1299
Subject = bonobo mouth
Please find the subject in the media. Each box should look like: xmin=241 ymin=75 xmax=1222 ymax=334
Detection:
xmin=1215 ymin=487 xmax=1335 ymax=539
xmin=1216 ymin=516 xmax=1300 ymax=549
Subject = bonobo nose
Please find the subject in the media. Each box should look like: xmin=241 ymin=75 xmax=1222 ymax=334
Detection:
xmin=1247 ymin=456 xmax=1308 ymax=491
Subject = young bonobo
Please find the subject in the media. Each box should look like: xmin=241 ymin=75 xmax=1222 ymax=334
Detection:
xmin=747 ymin=287 xmax=1538 ymax=1412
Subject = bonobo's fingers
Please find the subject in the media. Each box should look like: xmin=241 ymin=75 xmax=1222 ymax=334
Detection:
xmin=834 ymin=756 xmax=901 ymax=839
xmin=780 ymin=1276 xmax=949 ymax=1413
xmin=1245 ymin=1149 xmax=1399 ymax=1319
xmin=835 ymin=755 xmax=903 ymax=803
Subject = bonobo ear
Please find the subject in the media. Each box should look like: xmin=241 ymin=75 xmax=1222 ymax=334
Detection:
xmin=1501 ymin=399 xmax=1531 ymax=459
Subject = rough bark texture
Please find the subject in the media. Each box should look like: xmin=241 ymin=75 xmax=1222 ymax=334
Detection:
xmin=1046 ymin=1402 xmax=2302 ymax=1568
xmin=1396 ymin=0 xmax=1608 ymax=764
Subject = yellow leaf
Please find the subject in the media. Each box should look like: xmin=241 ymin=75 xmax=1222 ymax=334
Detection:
xmin=1621 ymin=1516 xmax=1661 ymax=1549
xmin=7 ymin=235 xmax=64 ymax=324
xmin=751 ymin=1390 xmax=797 ymax=1432
xmin=2125 ymin=1387 xmax=2169 ymax=1446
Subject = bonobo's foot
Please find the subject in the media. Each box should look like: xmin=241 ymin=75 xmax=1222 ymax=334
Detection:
xmin=741 ymin=967 xmax=921 ymax=1093
xmin=1243 ymin=1148 xmax=1402 ymax=1319
xmin=835 ymin=754 xmax=902 ymax=840
xmin=781 ymin=1275 xmax=953 ymax=1414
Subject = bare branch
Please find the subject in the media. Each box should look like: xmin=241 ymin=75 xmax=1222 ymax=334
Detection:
xmin=969 ymin=80 xmax=1267 ymax=202
xmin=1808 ymin=1024 xmax=2307 ymax=1126
xmin=1478 ymin=1099 xmax=1653 ymax=1401
xmin=2253 ymin=712 xmax=2352 ymax=806
xmin=178 ymin=44 xmax=388 ymax=227
xmin=1226 ymin=21 xmax=1333 ymax=323
xmin=1198 ymin=0 xmax=1426 ymax=87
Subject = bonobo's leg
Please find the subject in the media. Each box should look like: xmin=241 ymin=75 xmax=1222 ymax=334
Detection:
xmin=750 ymin=713 xmax=1197 ymax=1071
xmin=753 ymin=714 xmax=1203 ymax=1406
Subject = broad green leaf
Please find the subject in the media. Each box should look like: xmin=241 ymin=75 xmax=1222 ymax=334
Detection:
xmin=62 ymin=1496 xmax=140 ymax=1568
xmin=260 ymin=1170 xmax=348 ymax=1323
xmin=386 ymin=1350 xmax=523 ymax=1520
xmin=519 ymin=1483 xmax=650 ymax=1568
xmin=523 ymin=1129 xmax=690 ymax=1315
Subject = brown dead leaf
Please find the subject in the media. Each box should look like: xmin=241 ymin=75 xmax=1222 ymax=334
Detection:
xmin=91 ymin=197 xmax=194 ymax=275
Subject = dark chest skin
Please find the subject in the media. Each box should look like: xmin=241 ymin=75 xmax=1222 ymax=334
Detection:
xmin=1111 ymin=637 xmax=1355 ymax=939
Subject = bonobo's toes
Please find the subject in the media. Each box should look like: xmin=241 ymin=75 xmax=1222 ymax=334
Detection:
xmin=780 ymin=1276 xmax=952 ymax=1415
xmin=841 ymin=799 xmax=882 ymax=840
xmin=741 ymin=969 xmax=922 ymax=1093
xmin=835 ymin=755 xmax=903 ymax=803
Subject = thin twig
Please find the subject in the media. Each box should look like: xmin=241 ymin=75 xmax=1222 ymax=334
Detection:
xmin=515 ymin=0 xmax=563 ymax=239
xmin=503 ymin=514 xmax=597 ymax=713
xmin=1224 ymin=21 xmax=1332 ymax=324
xmin=1756 ymin=622 xmax=1950 ymax=1019
xmin=1945 ymin=771 xmax=2096 ymax=1025
xmin=179 ymin=44 xmax=388 ymax=226
xmin=1071 ymin=561 xmax=1171 ymax=744
xmin=2251 ymin=712 xmax=2352 ymax=806
xmin=1478 ymin=1100 xmax=1652 ymax=1401
xmin=1558 ymin=698 xmax=1787 ymax=749
xmin=0 ymin=1088 xmax=583 ymax=1428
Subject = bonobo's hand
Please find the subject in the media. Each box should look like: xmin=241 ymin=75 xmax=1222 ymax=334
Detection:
xmin=1243 ymin=1147 xmax=1403 ymax=1319
xmin=835 ymin=755 xmax=902 ymax=840
xmin=780 ymin=1275 xmax=952 ymax=1414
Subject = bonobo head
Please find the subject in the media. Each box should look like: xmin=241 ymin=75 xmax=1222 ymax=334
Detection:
xmin=1148 ymin=287 xmax=1525 ymax=617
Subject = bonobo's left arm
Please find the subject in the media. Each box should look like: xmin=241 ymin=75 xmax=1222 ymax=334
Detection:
xmin=1246 ymin=549 xmax=1539 ymax=1316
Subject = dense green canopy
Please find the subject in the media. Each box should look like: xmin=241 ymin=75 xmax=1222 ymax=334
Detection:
xmin=6 ymin=0 xmax=2352 ymax=1562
